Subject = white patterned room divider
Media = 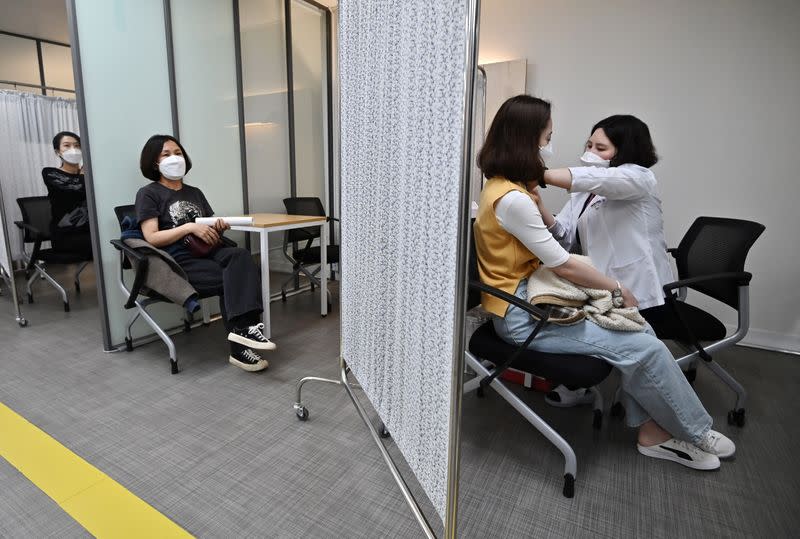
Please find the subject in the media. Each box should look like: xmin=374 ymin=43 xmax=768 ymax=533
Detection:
xmin=338 ymin=0 xmax=473 ymax=523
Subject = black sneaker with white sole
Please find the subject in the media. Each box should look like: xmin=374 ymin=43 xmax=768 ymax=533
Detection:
xmin=637 ymin=438 xmax=720 ymax=470
xmin=228 ymin=323 xmax=276 ymax=351
xmin=229 ymin=347 xmax=268 ymax=372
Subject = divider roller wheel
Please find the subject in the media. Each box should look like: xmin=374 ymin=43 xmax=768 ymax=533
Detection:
xmin=296 ymin=406 xmax=309 ymax=421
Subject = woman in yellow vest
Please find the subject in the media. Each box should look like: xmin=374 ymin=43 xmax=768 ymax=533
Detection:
xmin=474 ymin=95 xmax=734 ymax=470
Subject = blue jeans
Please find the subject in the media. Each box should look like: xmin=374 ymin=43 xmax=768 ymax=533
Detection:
xmin=493 ymin=279 xmax=712 ymax=444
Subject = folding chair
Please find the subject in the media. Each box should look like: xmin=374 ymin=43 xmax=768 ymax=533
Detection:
xmin=110 ymin=204 xmax=222 ymax=374
xmin=617 ymin=216 xmax=765 ymax=427
xmin=280 ymin=197 xmax=339 ymax=310
xmin=15 ymin=196 xmax=92 ymax=312
xmin=464 ymin=227 xmax=612 ymax=498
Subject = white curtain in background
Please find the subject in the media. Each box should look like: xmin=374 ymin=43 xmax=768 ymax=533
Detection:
xmin=0 ymin=90 xmax=80 ymax=261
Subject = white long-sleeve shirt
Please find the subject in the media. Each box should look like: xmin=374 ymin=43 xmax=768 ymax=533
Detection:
xmin=495 ymin=190 xmax=570 ymax=268
xmin=548 ymin=164 xmax=674 ymax=309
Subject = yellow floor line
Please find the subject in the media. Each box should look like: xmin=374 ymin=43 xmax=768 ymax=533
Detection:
xmin=0 ymin=402 xmax=193 ymax=538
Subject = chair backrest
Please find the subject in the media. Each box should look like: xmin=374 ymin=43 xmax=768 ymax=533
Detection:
xmin=283 ymin=197 xmax=325 ymax=243
xmin=674 ymin=216 xmax=765 ymax=308
xmin=17 ymin=196 xmax=52 ymax=243
xmin=467 ymin=219 xmax=482 ymax=310
xmin=114 ymin=204 xmax=137 ymax=233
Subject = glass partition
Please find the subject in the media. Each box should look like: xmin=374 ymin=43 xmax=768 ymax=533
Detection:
xmin=0 ymin=34 xmax=41 ymax=93
xmin=73 ymin=0 xmax=174 ymax=346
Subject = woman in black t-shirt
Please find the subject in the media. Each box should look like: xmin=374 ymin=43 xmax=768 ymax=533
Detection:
xmin=135 ymin=134 xmax=274 ymax=372
xmin=41 ymin=131 xmax=92 ymax=257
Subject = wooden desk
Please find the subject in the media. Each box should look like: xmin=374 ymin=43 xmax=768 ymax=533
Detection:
xmin=231 ymin=213 xmax=328 ymax=339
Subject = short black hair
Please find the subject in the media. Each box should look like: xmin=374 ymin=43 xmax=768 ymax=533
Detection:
xmin=591 ymin=115 xmax=658 ymax=168
xmin=478 ymin=95 xmax=551 ymax=185
xmin=53 ymin=131 xmax=80 ymax=151
xmin=139 ymin=134 xmax=192 ymax=182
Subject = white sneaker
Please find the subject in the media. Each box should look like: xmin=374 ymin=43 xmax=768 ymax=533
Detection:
xmin=637 ymin=438 xmax=720 ymax=471
xmin=545 ymin=385 xmax=594 ymax=408
xmin=696 ymin=429 xmax=736 ymax=459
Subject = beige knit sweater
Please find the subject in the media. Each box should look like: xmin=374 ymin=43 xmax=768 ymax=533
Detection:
xmin=526 ymin=255 xmax=646 ymax=332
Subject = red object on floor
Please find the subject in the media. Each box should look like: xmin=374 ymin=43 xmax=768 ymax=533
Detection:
xmin=499 ymin=368 xmax=555 ymax=393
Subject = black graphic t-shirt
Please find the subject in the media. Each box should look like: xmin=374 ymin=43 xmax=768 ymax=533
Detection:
xmin=41 ymin=167 xmax=88 ymax=232
xmin=134 ymin=182 xmax=214 ymax=254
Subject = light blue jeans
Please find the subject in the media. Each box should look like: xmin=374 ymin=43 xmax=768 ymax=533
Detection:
xmin=493 ymin=279 xmax=712 ymax=444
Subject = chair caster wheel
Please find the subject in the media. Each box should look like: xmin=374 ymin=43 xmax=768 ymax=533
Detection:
xmin=170 ymin=360 xmax=179 ymax=374
xmin=125 ymin=337 xmax=133 ymax=352
xmin=592 ymin=409 xmax=602 ymax=430
xmin=610 ymin=402 xmax=625 ymax=418
xmin=295 ymin=406 xmax=309 ymax=421
xmin=727 ymin=408 xmax=745 ymax=427
xmin=281 ymin=290 xmax=287 ymax=302
xmin=379 ymin=423 xmax=391 ymax=438
xmin=684 ymin=368 xmax=698 ymax=385
xmin=27 ymin=293 xmax=34 ymax=303
xmin=63 ymin=302 xmax=70 ymax=312
xmin=563 ymin=473 xmax=575 ymax=498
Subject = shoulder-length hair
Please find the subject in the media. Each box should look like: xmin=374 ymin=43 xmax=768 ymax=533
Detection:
xmin=591 ymin=115 xmax=658 ymax=168
xmin=139 ymin=134 xmax=193 ymax=181
xmin=477 ymin=95 xmax=551 ymax=184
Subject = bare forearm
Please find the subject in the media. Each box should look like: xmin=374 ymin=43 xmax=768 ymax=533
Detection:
xmin=143 ymin=223 xmax=192 ymax=247
xmin=543 ymin=168 xmax=573 ymax=190
xmin=551 ymin=256 xmax=616 ymax=291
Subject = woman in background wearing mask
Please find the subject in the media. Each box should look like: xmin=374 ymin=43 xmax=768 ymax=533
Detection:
xmin=135 ymin=134 xmax=274 ymax=372
xmin=42 ymin=131 xmax=92 ymax=257
xmin=533 ymin=115 xmax=675 ymax=407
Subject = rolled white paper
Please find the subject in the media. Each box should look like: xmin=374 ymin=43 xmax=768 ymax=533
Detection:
xmin=195 ymin=216 xmax=254 ymax=226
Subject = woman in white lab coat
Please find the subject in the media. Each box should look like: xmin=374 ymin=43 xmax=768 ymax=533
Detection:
xmin=535 ymin=115 xmax=676 ymax=406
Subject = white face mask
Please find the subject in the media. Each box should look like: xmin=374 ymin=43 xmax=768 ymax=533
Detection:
xmin=579 ymin=150 xmax=610 ymax=168
xmin=61 ymin=148 xmax=82 ymax=165
xmin=158 ymin=155 xmax=186 ymax=180
xmin=539 ymin=142 xmax=554 ymax=160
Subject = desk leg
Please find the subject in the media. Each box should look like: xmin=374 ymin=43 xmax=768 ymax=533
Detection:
xmin=260 ymin=230 xmax=272 ymax=339
xmin=321 ymin=223 xmax=328 ymax=317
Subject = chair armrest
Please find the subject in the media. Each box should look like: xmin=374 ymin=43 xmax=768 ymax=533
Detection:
xmin=110 ymin=239 xmax=149 ymax=308
xmin=469 ymin=280 xmax=550 ymax=321
xmin=663 ymin=272 xmax=752 ymax=294
xmin=15 ymin=221 xmax=43 ymax=239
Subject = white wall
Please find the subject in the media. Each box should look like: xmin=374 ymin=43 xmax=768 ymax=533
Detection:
xmin=479 ymin=0 xmax=800 ymax=351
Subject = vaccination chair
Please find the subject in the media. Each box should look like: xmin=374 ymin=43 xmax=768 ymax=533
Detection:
xmin=110 ymin=204 xmax=221 ymax=374
xmin=280 ymin=197 xmax=339 ymax=311
xmin=464 ymin=225 xmax=612 ymax=498
xmin=15 ymin=196 xmax=92 ymax=312
xmin=612 ymin=216 xmax=765 ymax=428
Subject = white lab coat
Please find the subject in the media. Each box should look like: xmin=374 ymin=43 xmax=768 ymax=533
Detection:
xmin=548 ymin=164 xmax=675 ymax=310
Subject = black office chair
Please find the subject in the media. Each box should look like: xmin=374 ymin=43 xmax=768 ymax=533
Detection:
xmin=614 ymin=216 xmax=765 ymax=427
xmin=110 ymin=204 xmax=223 ymax=374
xmin=464 ymin=226 xmax=612 ymax=498
xmin=280 ymin=197 xmax=339 ymax=310
xmin=15 ymin=196 xmax=92 ymax=312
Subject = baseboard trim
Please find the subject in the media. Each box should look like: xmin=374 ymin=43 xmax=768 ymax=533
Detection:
xmin=726 ymin=325 xmax=800 ymax=355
